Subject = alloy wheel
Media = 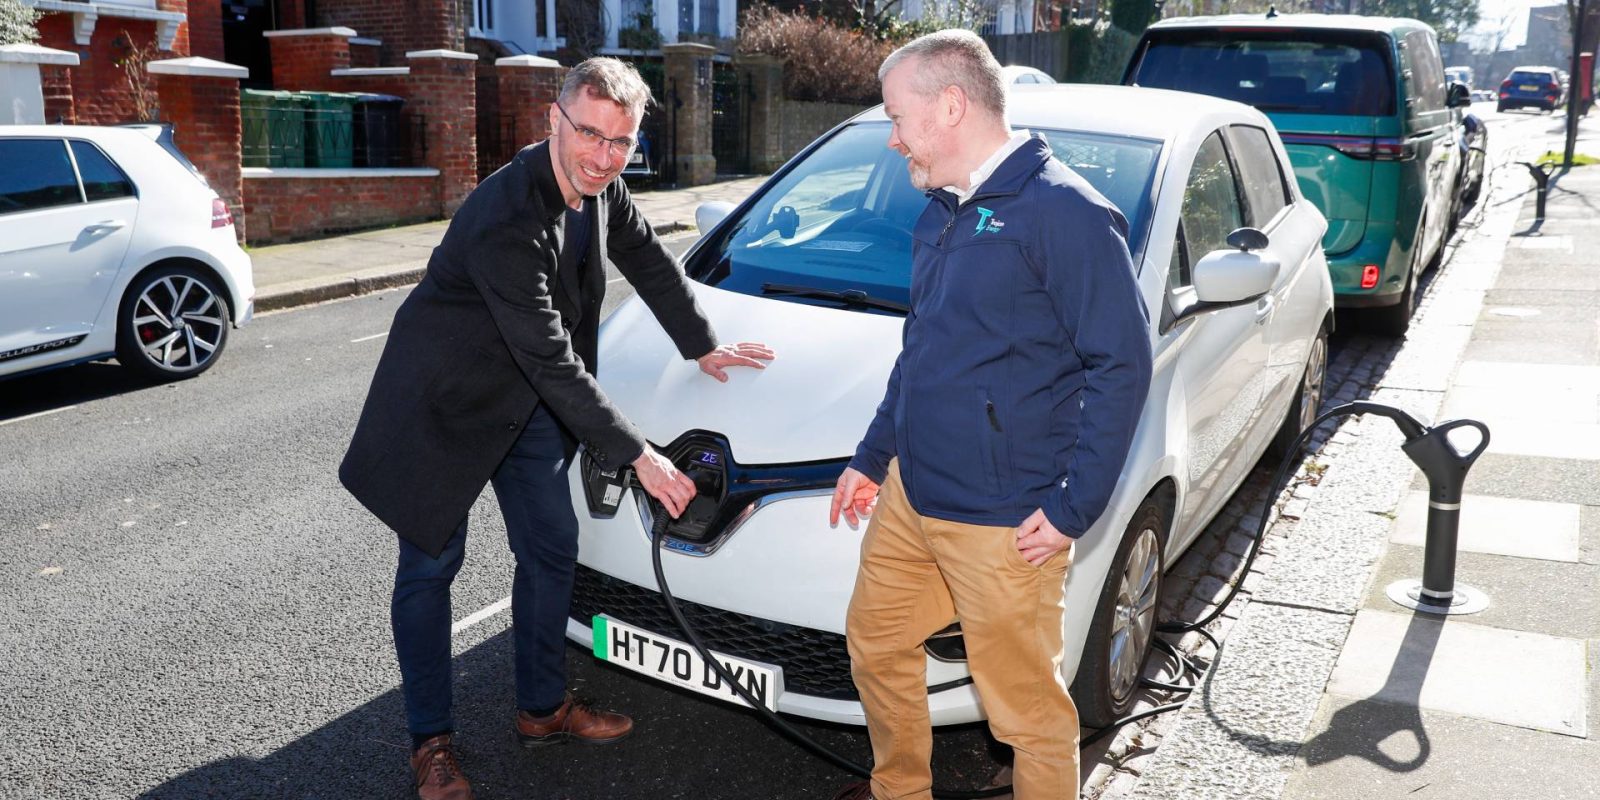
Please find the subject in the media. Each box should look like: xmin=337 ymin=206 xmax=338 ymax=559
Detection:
xmin=131 ymin=275 xmax=226 ymax=372
xmin=1109 ymin=526 xmax=1161 ymax=702
xmin=1296 ymin=332 xmax=1328 ymax=437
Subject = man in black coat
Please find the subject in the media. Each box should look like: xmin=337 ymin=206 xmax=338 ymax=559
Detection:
xmin=339 ymin=58 xmax=773 ymax=800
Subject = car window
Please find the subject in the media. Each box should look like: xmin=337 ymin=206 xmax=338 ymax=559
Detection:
xmin=1509 ymin=70 xmax=1554 ymax=84
xmin=0 ymin=139 xmax=82 ymax=215
xmin=1224 ymin=125 xmax=1290 ymax=227
xmin=691 ymin=122 xmax=1163 ymax=311
xmin=69 ymin=140 xmax=136 ymax=202
xmin=1130 ymin=28 xmax=1396 ymax=117
xmin=1175 ymin=131 xmax=1243 ymax=288
xmin=1403 ymin=31 xmax=1445 ymax=114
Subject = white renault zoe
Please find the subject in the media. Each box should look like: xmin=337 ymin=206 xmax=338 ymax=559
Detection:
xmin=566 ymin=85 xmax=1333 ymax=729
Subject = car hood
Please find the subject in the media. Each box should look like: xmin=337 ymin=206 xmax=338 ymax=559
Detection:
xmin=594 ymin=283 xmax=905 ymax=463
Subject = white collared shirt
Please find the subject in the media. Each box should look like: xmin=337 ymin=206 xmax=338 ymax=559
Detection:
xmin=943 ymin=129 xmax=1034 ymax=205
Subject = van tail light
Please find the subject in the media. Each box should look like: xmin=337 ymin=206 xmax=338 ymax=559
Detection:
xmin=1279 ymin=132 xmax=1416 ymax=161
xmin=211 ymin=198 xmax=234 ymax=229
xmin=1361 ymin=265 xmax=1380 ymax=289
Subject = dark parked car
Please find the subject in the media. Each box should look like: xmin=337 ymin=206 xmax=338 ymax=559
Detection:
xmin=1498 ymin=67 xmax=1567 ymax=113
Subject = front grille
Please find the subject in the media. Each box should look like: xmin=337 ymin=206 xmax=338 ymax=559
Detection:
xmin=571 ymin=564 xmax=858 ymax=701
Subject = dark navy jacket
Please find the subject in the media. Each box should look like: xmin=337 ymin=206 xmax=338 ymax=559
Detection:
xmin=849 ymin=136 xmax=1152 ymax=537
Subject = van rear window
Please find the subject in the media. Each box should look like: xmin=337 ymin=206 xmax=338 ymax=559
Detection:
xmin=1128 ymin=29 xmax=1396 ymax=117
xmin=1508 ymin=70 xmax=1555 ymax=84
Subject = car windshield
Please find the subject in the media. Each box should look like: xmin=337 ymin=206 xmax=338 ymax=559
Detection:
xmin=1130 ymin=29 xmax=1396 ymax=116
xmin=688 ymin=121 xmax=1161 ymax=314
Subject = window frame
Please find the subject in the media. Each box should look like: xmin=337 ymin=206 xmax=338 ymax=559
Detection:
xmin=66 ymin=139 xmax=139 ymax=205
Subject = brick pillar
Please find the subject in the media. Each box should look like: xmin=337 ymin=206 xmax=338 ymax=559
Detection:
xmin=0 ymin=44 xmax=80 ymax=125
xmin=737 ymin=53 xmax=785 ymax=174
xmin=264 ymin=27 xmax=355 ymax=90
xmin=181 ymin=0 xmax=226 ymax=60
xmin=663 ymin=42 xmax=716 ymax=186
xmin=149 ymin=57 xmax=248 ymax=239
xmin=408 ymin=50 xmax=480 ymax=217
xmin=40 ymin=63 xmax=76 ymax=124
xmin=497 ymin=55 xmax=568 ymax=154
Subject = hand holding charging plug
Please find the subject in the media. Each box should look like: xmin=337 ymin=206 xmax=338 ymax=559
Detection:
xmin=633 ymin=446 xmax=696 ymax=518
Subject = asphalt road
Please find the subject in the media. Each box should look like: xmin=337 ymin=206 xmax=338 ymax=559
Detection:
xmin=0 ymin=100 xmax=1549 ymax=800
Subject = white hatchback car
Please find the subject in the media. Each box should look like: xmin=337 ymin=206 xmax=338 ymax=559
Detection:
xmin=0 ymin=125 xmax=254 ymax=381
xmin=566 ymin=85 xmax=1333 ymax=729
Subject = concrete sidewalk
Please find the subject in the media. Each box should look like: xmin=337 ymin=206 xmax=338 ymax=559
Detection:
xmin=1124 ymin=117 xmax=1600 ymax=799
xmin=247 ymin=174 xmax=767 ymax=312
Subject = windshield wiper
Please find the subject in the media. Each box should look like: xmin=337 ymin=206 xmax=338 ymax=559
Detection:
xmin=760 ymin=283 xmax=909 ymax=314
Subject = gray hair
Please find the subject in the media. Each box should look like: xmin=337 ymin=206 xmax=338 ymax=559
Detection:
xmin=559 ymin=57 xmax=654 ymax=120
xmin=878 ymin=29 xmax=1006 ymax=120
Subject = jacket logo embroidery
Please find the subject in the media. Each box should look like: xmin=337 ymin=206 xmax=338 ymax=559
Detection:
xmin=973 ymin=206 xmax=1005 ymax=236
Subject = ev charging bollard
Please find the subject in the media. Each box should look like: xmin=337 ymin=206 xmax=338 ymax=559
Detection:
xmin=1518 ymin=161 xmax=1555 ymax=221
xmin=1347 ymin=403 xmax=1494 ymax=615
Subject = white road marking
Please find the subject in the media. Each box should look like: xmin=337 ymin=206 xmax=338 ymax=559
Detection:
xmin=0 ymin=405 xmax=78 ymax=427
xmin=350 ymin=332 xmax=389 ymax=343
xmin=453 ymin=596 xmax=512 ymax=635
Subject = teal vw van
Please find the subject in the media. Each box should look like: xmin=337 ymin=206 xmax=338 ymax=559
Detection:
xmin=1124 ymin=15 xmax=1468 ymax=335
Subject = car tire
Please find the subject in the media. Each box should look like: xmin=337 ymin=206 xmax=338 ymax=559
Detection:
xmin=1496 ymin=103 xmax=1506 ymax=112
xmin=1070 ymin=492 xmax=1167 ymax=729
xmin=116 ymin=265 xmax=232 ymax=380
xmin=1266 ymin=324 xmax=1328 ymax=462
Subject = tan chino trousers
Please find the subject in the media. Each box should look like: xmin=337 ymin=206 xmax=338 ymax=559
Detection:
xmin=846 ymin=459 xmax=1080 ymax=800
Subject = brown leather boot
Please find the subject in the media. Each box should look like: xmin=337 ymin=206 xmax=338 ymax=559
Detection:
xmin=410 ymin=734 xmax=472 ymax=800
xmin=514 ymin=694 xmax=633 ymax=746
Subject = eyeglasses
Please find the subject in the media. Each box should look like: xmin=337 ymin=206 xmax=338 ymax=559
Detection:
xmin=555 ymin=102 xmax=638 ymax=157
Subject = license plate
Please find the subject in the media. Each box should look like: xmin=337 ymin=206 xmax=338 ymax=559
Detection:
xmin=1521 ymin=84 xmax=1539 ymax=91
xmin=629 ymin=151 xmax=644 ymax=165
xmin=592 ymin=615 xmax=783 ymax=711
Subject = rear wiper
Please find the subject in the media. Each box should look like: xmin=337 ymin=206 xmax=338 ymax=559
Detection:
xmin=760 ymin=283 xmax=909 ymax=314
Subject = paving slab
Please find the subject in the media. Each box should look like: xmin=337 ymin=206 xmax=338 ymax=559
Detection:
xmin=1325 ymin=610 xmax=1587 ymax=737
xmin=1365 ymin=545 xmax=1600 ymax=640
xmin=1389 ymin=490 xmax=1580 ymax=562
xmin=1441 ymin=452 xmax=1600 ymax=508
xmin=1283 ymin=695 xmax=1600 ymax=800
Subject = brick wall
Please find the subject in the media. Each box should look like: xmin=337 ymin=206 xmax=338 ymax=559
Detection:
xmin=407 ymin=52 xmax=478 ymax=216
xmin=317 ymin=0 xmax=465 ymax=66
xmin=35 ymin=15 xmax=163 ymax=124
xmin=268 ymin=30 xmax=353 ymax=91
xmin=183 ymin=0 xmax=226 ymax=60
xmin=243 ymin=174 xmax=440 ymax=243
xmin=154 ymin=72 xmax=244 ymax=235
xmin=350 ymin=40 xmax=382 ymax=68
xmin=778 ymin=100 xmax=865 ymax=161
xmin=40 ymin=64 xmax=75 ymax=124
xmin=490 ymin=58 xmax=566 ymax=177
xmin=155 ymin=0 xmax=191 ymax=56
xmin=330 ymin=73 xmax=410 ymax=97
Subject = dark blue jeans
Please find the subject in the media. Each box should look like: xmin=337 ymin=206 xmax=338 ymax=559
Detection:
xmin=391 ymin=403 xmax=579 ymax=737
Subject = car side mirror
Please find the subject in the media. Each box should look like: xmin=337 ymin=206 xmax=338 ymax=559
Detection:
xmin=1193 ymin=248 xmax=1280 ymax=304
xmin=1447 ymin=81 xmax=1471 ymax=108
xmin=696 ymin=201 xmax=736 ymax=235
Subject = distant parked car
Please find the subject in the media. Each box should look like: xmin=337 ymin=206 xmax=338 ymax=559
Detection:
xmin=1498 ymin=66 xmax=1568 ymax=112
xmin=1124 ymin=13 xmax=1468 ymax=335
xmin=564 ymin=84 xmax=1334 ymax=730
xmin=1001 ymin=64 xmax=1057 ymax=85
xmin=0 ymin=125 xmax=254 ymax=382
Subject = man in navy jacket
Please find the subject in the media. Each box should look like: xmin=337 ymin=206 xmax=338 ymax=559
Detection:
xmin=829 ymin=30 xmax=1152 ymax=800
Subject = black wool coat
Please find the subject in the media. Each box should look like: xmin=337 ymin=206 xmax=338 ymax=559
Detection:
xmin=339 ymin=141 xmax=717 ymax=557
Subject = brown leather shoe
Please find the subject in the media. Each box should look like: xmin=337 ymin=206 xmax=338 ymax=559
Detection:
xmin=410 ymin=734 xmax=472 ymax=800
xmin=514 ymin=694 xmax=633 ymax=746
xmin=830 ymin=780 xmax=873 ymax=800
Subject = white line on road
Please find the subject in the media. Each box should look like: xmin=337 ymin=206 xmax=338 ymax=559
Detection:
xmin=453 ymin=596 xmax=512 ymax=635
xmin=0 ymin=405 xmax=78 ymax=427
xmin=350 ymin=332 xmax=389 ymax=343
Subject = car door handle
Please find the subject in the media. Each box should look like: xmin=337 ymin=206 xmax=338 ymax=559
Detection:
xmin=83 ymin=220 xmax=127 ymax=233
xmin=1255 ymin=296 xmax=1274 ymax=324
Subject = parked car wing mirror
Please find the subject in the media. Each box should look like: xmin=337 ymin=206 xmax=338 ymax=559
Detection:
xmin=1225 ymin=226 xmax=1269 ymax=252
xmin=1192 ymin=248 xmax=1280 ymax=304
xmin=696 ymin=201 xmax=737 ymax=235
xmin=1447 ymin=82 xmax=1471 ymax=108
